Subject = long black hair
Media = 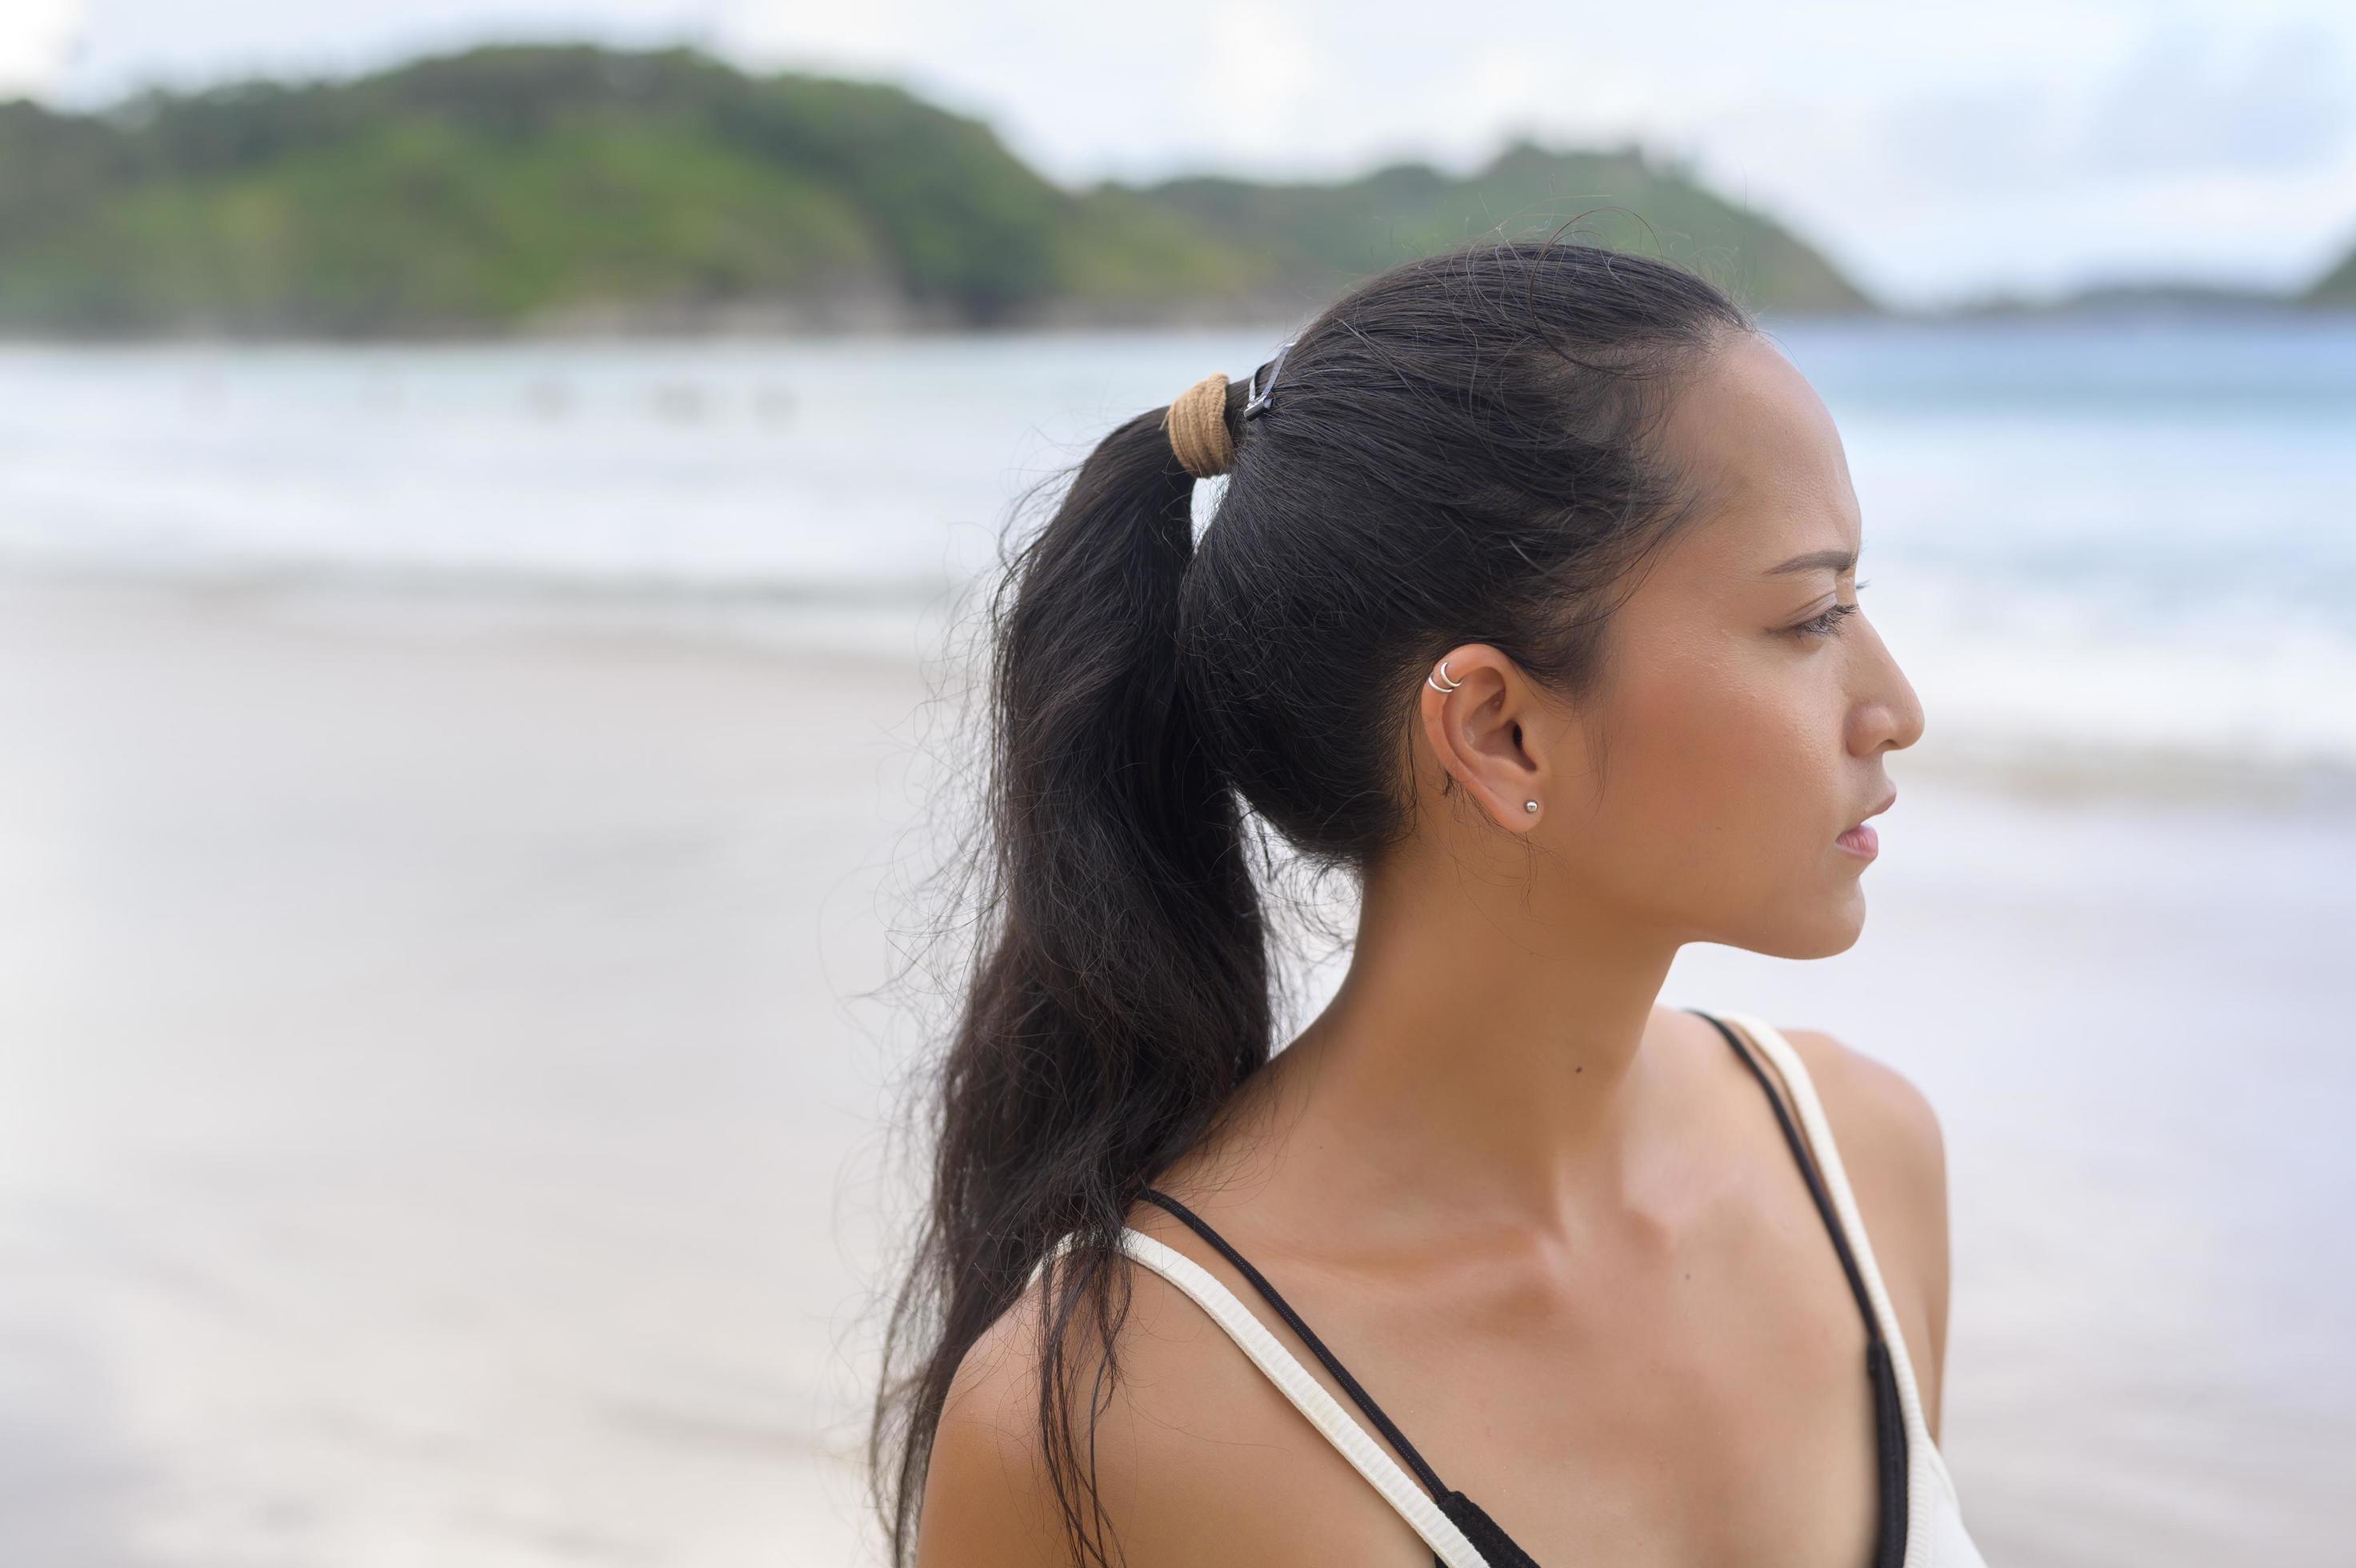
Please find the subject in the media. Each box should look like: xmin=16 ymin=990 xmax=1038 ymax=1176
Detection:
xmin=868 ymin=233 xmax=1756 ymax=1566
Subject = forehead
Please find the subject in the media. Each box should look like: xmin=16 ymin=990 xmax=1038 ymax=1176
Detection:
xmin=1652 ymin=333 xmax=1859 ymax=574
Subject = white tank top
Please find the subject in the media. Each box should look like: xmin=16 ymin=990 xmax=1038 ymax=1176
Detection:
xmin=1035 ymin=1008 xmax=1988 ymax=1567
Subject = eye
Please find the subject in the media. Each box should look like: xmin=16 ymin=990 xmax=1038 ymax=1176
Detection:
xmin=1793 ymin=602 xmax=1858 ymax=638
xmin=1790 ymin=580 xmax=1868 ymax=639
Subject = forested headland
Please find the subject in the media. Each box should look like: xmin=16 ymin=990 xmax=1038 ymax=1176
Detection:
xmin=0 ymin=44 xmax=1882 ymax=338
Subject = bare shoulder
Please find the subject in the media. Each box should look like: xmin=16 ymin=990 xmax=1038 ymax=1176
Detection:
xmin=1779 ymin=1026 xmax=1952 ymax=1438
xmin=915 ymin=1228 xmax=1422 ymax=1567
xmin=1778 ymin=1026 xmax=1948 ymax=1214
xmin=914 ymin=1274 xmax=1074 ymax=1566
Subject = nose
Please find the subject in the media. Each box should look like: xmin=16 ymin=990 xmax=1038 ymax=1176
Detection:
xmin=1850 ymin=620 xmax=1926 ymax=758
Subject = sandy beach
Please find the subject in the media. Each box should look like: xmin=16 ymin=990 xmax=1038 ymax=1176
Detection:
xmin=2 ymin=572 xmax=2350 ymax=1567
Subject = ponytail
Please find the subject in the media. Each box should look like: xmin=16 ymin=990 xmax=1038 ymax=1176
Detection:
xmin=870 ymin=381 xmax=1274 ymax=1566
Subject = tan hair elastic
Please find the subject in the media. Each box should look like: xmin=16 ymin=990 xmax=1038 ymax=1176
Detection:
xmin=1162 ymin=374 xmax=1236 ymax=479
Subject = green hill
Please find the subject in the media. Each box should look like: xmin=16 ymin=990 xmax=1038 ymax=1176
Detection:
xmin=0 ymin=43 xmax=1878 ymax=337
xmin=1086 ymin=140 xmax=1873 ymax=317
xmin=2306 ymin=233 xmax=2356 ymax=306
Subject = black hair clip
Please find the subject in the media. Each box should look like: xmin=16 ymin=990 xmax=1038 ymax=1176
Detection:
xmin=1243 ymin=336 xmax=1294 ymax=422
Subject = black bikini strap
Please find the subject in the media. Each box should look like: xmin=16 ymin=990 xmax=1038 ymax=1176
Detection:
xmin=1682 ymin=1008 xmax=1885 ymax=1343
xmin=1133 ymin=1186 xmax=1454 ymax=1504
xmin=1685 ymin=1006 xmax=1910 ymax=1568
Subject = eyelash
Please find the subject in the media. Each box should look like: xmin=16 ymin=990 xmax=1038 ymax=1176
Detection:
xmin=1792 ymin=580 xmax=1869 ymax=639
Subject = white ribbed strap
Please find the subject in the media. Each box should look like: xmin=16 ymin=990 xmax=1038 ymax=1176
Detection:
xmin=1034 ymin=1228 xmax=1490 ymax=1567
xmin=1714 ymin=1011 xmax=1977 ymax=1567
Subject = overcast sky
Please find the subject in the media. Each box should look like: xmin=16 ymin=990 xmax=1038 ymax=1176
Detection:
xmin=6 ymin=0 xmax=2353 ymax=309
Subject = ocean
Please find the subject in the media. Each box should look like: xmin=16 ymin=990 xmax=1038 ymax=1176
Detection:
xmin=3 ymin=315 xmax=2353 ymax=785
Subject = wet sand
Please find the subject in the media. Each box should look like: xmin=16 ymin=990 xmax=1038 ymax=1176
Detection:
xmin=1 ymin=574 xmax=2349 ymax=1566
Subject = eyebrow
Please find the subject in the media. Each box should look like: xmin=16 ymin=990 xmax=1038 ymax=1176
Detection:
xmin=1763 ymin=547 xmax=1858 ymax=577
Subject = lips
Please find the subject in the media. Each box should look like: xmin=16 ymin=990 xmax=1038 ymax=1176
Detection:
xmin=1843 ymin=788 xmax=1897 ymax=837
xmin=1835 ymin=790 xmax=1895 ymax=858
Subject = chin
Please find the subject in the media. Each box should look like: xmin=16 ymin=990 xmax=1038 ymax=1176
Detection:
xmin=1745 ymin=893 xmax=1868 ymax=960
xmin=1803 ymin=894 xmax=1870 ymax=958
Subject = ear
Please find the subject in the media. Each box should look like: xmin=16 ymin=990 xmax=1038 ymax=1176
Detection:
xmin=1416 ymin=644 xmax=1550 ymax=833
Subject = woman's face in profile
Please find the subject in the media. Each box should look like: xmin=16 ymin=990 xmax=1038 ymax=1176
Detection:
xmin=1542 ymin=330 xmax=1926 ymax=958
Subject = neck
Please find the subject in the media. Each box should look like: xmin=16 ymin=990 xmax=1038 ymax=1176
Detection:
xmin=1256 ymin=845 xmax=1685 ymax=1239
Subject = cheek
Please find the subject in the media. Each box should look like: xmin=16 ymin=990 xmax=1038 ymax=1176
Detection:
xmin=1580 ymin=643 xmax=1838 ymax=909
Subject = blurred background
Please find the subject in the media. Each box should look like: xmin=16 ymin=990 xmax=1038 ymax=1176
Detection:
xmin=2 ymin=3 xmax=2351 ymax=1565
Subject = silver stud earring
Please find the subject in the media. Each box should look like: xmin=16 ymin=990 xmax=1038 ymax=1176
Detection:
xmin=1524 ymin=800 xmax=1538 ymax=814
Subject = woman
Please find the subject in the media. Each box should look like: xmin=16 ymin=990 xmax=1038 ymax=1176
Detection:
xmin=870 ymin=238 xmax=1984 ymax=1566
